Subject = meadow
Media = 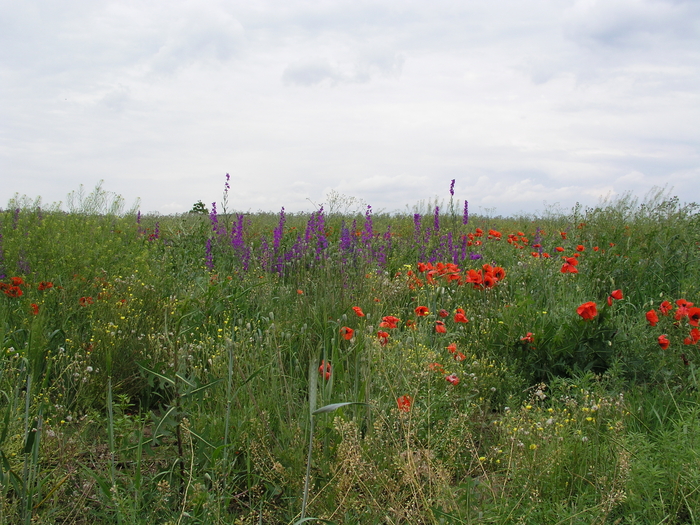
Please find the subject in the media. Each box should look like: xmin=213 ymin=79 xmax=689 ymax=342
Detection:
xmin=1 ymin=181 xmax=699 ymax=524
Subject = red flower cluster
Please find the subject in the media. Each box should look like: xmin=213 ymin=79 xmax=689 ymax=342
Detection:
xmin=340 ymin=326 xmax=354 ymax=340
xmin=411 ymin=262 xmax=505 ymax=289
xmin=1 ymin=277 xmax=24 ymax=298
xmin=379 ymin=315 xmax=400 ymax=329
xmin=318 ymin=360 xmax=331 ymax=380
xmin=646 ymin=298 xmax=700 ymax=353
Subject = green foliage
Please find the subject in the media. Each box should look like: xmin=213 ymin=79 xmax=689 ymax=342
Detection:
xmin=0 ymin=187 xmax=698 ymax=522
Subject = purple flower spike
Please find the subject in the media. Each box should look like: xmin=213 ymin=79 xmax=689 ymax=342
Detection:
xmin=449 ymin=179 xmax=455 ymax=197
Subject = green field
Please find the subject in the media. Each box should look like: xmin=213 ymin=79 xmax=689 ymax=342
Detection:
xmin=1 ymin=183 xmax=699 ymax=524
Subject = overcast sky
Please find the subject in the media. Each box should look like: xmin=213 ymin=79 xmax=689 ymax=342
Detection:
xmin=2 ymin=0 xmax=699 ymax=217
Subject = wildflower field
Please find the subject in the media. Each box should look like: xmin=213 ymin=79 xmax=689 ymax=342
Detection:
xmin=1 ymin=182 xmax=700 ymax=524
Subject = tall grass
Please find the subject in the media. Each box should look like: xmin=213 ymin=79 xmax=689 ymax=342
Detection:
xmin=0 ymin=183 xmax=698 ymax=523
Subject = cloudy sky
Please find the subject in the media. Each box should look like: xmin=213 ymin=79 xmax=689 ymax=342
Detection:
xmin=2 ymin=0 xmax=699 ymax=216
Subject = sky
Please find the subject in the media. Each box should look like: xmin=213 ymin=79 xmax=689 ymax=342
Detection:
xmin=1 ymin=0 xmax=699 ymax=217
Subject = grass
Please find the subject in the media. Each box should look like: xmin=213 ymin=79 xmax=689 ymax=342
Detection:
xmin=0 ymin=183 xmax=699 ymax=523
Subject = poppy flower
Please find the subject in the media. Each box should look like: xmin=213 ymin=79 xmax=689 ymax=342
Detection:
xmin=352 ymin=306 xmax=365 ymax=317
xmin=646 ymin=310 xmax=659 ymax=327
xmin=687 ymin=307 xmax=700 ymax=327
xmin=30 ymin=303 xmax=39 ymax=315
xmin=435 ymin=321 xmax=447 ymax=334
xmin=340 ymin=326 xmax=354 ymax=340
xmin=658 ymin=335 xmax=670 ymax=350
xmin=10 ymin=277 xmax=24 ymax=286
xmin=454 ymin=312 xmax=469 ymax=324
xmin=454 ymin=352 xmax=466 ymax=361
xmin=576 ymin=245 xmax=585 ymax=252
xmin=2 ymin=286 xmax=22 ymax=298
xmin=593 ymin=246 xmax=599 ymax=252
xmin=542 ymin=253 xmax=550 ymax=258
xmin=560 ymin=232 xmax=567 ymax=240
xmin=379 ymin=316 xmax=400 ymax=329
xmin=79 ymin=296 xmax=94 ymax=307
xmin=415 ymin=306 xmax=430 ymax=316
xmin=318 ymin=360 xmax=331 ymax=380
xmin=607 ymin=289 xmax=623 ymax=306
xmin=377 ymin=331 xmax=389 ymax=346
xmin=691 ymin=328 xmax=700 ymax=343
xmin=438 ymin=309 xmax=449 ymax=318
xmin=38 ymin=281 xmax=53 ymax=291
xmin=555 ymin=247 xmax=565 ymax=252
xmin=445 ymin=374 xmax=460 ymax=385
xmin=297 ymin=289 xmax=304 ymax=295
xmin=520 ymin=332 xmax=534 ymax=344
xmin=659 ymin=301 xmax=673 ymax=315
xmin=405 ymin=319 xmax=416 ymax=329
xmin=397 ymin=395 xmax=412 ymax=412
xmin=428 ymin=362 xmax=445 ymax=373
xmin=446 ymin=343 xmax=457 ymax=354
xmin=576 ymin=301 xmax=598 ymax=320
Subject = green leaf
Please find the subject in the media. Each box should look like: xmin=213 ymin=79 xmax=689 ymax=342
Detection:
xmin=312 ymin=402 xmax=368 ymax=415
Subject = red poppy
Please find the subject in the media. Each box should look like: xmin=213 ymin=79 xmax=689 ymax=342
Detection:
xmin=79 ymin=296 xmax=94 ymax=307
xmin=377 ymin=331 xmax=389 ymax=346
xmin=646 ymin=310 xmax=659 ymax=327
xmin=415 ymin=306 xmax=429 ymax=316
xmin=379 ymin=316 xmax=400 ymax=329
xmin=340 ymin=326 xmax=354 ymax=340
xmin=659 ymin=301 xmax=673 ymax=315
xmin=38 ymin=281 xmax=54 ymax=291
xmin=576 ymin=301 xmax=598 ymax=320
xmin=555 ymin=246 xmax=565 ymax=252
xmin=454 ymin=312 xmax=469 ymax=323
xmin=687 ymin=307 xmax=700 ymax=327
xmin=542 ymin=253 xmax=550 ymax=258
xmin=691 ymin=328 xmax=700 ymax=343
xmin=428 ymin=362 xmax=445 ymax=373
xmin=397 ymin=395 xmax=412 ymax=412
xmin=520 ymin=332 xmax=534 ymax=344
xmin=560 ymin=231 xmax=567 ymax=239
xmin=607 ymin=289 xmax=623 ymax=306
xmin=658 ymin=335 xmax=670 ymax=350
xmin=297 ymin=289 xmax=304 ymax=295
xmin=10 ymin=277 xmax=24 ymax=286
xmin=446 ymin=343 xmax=457 ymax=354
xmin=2 ymin=286 xmax=23 ymax=298
xmin=576 ymin=245 xmax=585 ymax=252
xmin=454 ymin=352 xmax=466 ymax=361
xmin=318 ymin=360 xmax=331 ymax=380
xmin=352 ymin=306 xmax=365 ymax=317
xmin=593 ymin=246 xmax=599 ymax=252
xmin=438 ymin=309 xmax=449 ymax=318
xmin=30 ymin=303 xmax=39 ymax=315
xmin=445 ymin=373 xmax=460 ymax=385
xmin=561 ymin=263 xmax=578 ymax=274
xmin=405 ymin=319 xmax=416 ymax=329
xmin=676 ymin=299 xmax=694 ymax=309
xmin=435 ymin=321 xmax=447 ymax=334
